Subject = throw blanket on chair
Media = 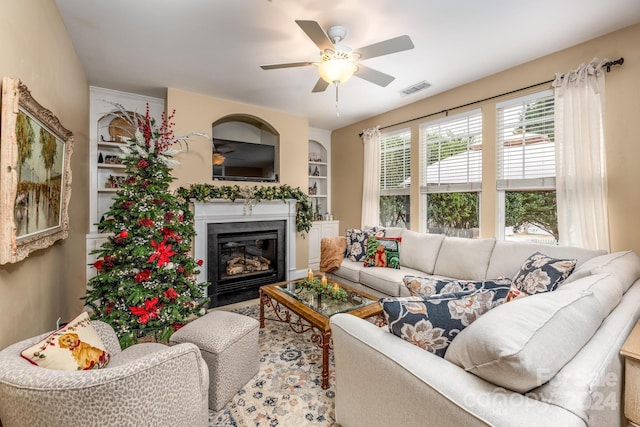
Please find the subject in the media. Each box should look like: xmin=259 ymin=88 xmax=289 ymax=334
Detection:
xmin=320 ymin=237 xmax=347 ymax=273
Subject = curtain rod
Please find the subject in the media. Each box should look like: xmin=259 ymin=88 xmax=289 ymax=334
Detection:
xmin=359 ymin=57 xmax=624 ymax=137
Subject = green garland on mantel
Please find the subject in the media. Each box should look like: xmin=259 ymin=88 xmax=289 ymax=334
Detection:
xmin=175 ymin=184 xmax=314 ymax=234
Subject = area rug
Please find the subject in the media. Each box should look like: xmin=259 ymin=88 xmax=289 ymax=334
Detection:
xmin=208 ymin=303 xmax=337 ymax=427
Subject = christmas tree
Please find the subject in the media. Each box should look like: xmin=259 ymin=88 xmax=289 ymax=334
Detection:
xmin=85 ymin=104 xmax=210 ymax=348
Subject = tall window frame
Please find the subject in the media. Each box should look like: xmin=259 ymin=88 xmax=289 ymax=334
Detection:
xmin=419 ymin=109 xmax=482 ymax=237
xmin=379 ymin=128 xmax=411 ymax=228
xmin=496 ymin=90 xmax=557 ymax=244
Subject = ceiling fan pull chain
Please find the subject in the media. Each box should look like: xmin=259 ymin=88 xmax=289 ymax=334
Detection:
xmin=335 ymin=82 xmax=340 ymax=117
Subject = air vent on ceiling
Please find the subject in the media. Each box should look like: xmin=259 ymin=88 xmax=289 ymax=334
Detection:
xmin=399 ymin=81 xmax=431 ymax=96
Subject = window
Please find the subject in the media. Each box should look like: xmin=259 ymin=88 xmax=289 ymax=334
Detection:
xmin=379 ymin=129 xmax=411 ymax=228
xmin=420 ymin=110 xmax=482 ymax=237
xmin=496 ymin=90 xmax=557 ymax=244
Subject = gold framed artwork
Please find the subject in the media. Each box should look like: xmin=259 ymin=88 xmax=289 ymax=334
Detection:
xmin=0 ymin=77 xmax=73 ymax=264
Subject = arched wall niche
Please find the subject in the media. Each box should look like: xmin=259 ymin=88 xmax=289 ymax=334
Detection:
xmin=212 ymin=114 xmax=280 ymax=182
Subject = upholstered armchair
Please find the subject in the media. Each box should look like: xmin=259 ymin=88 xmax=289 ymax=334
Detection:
xmin=0 ymin=320 xmax=209 ymax=427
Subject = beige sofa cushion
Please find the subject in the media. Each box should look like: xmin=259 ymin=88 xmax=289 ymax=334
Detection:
xmin=444 ymin=289 xmax=602 ymax=393
xmin=433 ymin=237 xmax=496 ymax=281
xmin=359 ymin=266 xmax=427 ymax=296
xmin=563 ymin=250 xmax=640 ymax=292
xmin=332 ymin=259 xmax=366 ymax=283
xmin=558 ymin=273 xmax=623 ymax=317
xmin=399 ymin=230 xmax=445 ymax=274
xmin=485 ymin=240 xmax=604 ymax=281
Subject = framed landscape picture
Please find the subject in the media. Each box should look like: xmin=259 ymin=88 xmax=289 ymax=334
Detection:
xmin=0 ymin=77 xmax=73 ymax=264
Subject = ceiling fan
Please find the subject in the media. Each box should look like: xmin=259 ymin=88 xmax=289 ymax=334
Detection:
xmin=260 ymin=20 xmax=415 ymax=93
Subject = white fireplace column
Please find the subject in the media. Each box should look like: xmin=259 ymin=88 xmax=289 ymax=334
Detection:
xmin=192 ymin=199 xmax=297 ymax=285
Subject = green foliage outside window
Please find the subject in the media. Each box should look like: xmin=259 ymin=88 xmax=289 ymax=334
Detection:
xmin=505 ymin=191 xmax=558 ymax=241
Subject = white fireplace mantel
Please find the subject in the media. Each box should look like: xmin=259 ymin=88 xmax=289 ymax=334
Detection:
xmin=192 ymin=199 xmax=297 ymax=285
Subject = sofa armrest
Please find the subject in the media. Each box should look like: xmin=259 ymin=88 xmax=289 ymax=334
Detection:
xmin=92 ymin=319 xmax=122 ymax=355
xmin=330 ymin=314 xmax=585 ymax=427
xmin=0 ymin=341 xmax=208 ymax=426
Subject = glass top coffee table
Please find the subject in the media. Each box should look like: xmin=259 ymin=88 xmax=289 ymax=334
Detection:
xmin=259 ymin=276 xmax=382 ymax=389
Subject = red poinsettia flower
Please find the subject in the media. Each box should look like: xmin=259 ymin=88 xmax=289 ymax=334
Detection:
xmin=93 ymin=259 xmax=104 ymax=271
xmin=137 ymin=159 xmax=149 ymax=168
xmin=129 ymin=297 xmax=160 ymax=324
xmin=162 ymin=227 xmax=180 ymax=242
xmin=147 ymin=237 xmax=176 ymax=267
xmin=135 ymin=269 xmax=152 ymax=283
xmin=163 ymin=287 xmax=178 ymax=300
xmin=138 ymin=218 xmax=154 ymax=227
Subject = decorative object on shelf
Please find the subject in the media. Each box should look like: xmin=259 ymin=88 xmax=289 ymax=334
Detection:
xmin=176 ymin=184 xmax=313 ymax=234
xmin=312 ymin=166 xmax=320 ymax=176
xmin=309 ymin=182 xmax=317 ymax=195
xmin=0 ymin=77 xmax=74 ymax=265
xmin=85 ymin=103 xmax=210 ymax=349
xmin=107 ymin=112 xmax=139 ymax=142
xmin=98 ymin=152 xmax=104 ymax=163
xmin=309 ymin=151 xmax=321 ymax=162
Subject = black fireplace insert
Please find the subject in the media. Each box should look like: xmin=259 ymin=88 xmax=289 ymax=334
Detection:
xmin=207 ymin=220 xmax=286 ymax=307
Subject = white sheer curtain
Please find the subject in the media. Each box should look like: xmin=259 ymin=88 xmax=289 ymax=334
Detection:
xmin=553 ymin=58 xmax=610 ymax=251
xmin=361 ymin=127 xmax=381 ymax=228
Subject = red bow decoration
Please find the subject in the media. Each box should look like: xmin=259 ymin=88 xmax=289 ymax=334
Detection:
xmin=129 ymin=297 xmax=160 ymax=324
xmin=147 ymin=237 xmax=176 ymax=267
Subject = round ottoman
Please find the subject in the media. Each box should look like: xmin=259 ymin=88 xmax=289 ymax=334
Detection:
xmin=170 ymin=310 xmax=259 ymax=411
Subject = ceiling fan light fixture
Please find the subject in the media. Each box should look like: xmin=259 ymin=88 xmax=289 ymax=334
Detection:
xmin=318 ymin=49 xmax=357 ymax=84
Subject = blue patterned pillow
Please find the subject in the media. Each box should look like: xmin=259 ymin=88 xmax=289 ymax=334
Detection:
xmin=345 ymin=227 xmax=385 ymax=262
xmin=381 ymin=280 xmax=511 ymax=357
xmin=403 ymin=276 xmax=466 ymax=296
xmin=403 ymin=276 xmax=513 ymax=297
xmin=512 ymin=252 xmax=577 ymax=295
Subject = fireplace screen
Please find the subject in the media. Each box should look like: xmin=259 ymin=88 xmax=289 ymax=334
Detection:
xmin=220 ymin=234 xmax=276 ymax=279
xmin=207 ymin=220 xmax=286 ymax=307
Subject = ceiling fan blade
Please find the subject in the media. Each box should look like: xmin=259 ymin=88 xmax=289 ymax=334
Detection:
xmin=355 ymin=35 xmax=414 ymax=60
xmin=354 ymin=64 xmax=395 ymax=87
xmin=312 ymin=78 xmax=330 ymax=93
xmin=295 ymin=20 xmax=334 ymax=52
xmin=260 ymin=61 xmax=315 ymax=70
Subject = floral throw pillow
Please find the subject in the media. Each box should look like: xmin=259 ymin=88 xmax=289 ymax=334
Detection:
xmin=380 ymin=280 xmax=511 ymax=357
xmin=21 ymin=312 xmax=110 ymax=370
xmin=364 ymin=236 xmax=401 ymax=269
xmin=512 ymin=252 xmax=577 ymax=295
xmin=345 ymin=227 xmax=385 ymax=262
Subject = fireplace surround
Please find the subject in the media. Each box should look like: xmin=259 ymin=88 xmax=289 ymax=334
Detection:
xmin=193 ymin=199 xmax=297 ymax=306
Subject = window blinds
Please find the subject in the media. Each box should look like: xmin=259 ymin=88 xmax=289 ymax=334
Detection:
xmin=380 ymin=129 xmax=411 ymax=195
xmin=419 ymin=109 xmax=482 ymax=193
xmin=496 ymin=90 xmax=555 ymax=190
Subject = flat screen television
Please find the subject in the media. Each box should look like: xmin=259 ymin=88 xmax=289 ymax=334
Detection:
xmin=212 ymin=138 xmax=277 ymax=182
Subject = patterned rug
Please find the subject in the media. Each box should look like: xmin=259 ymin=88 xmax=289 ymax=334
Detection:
xmin=208 ymin=303 xmax=337 ymax=427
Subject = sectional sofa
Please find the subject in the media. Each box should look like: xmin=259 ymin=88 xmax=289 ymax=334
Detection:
xmin=327 ymin=228 xmax=640 ymax=426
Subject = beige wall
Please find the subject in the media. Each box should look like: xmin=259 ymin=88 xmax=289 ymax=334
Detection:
xmin=0 ymin=0 xmax=89 ymax=349
xmin=332 ymin=23 xmax=640 ymax=254
xmin=166 ymin=88 xmax=311 ymax=268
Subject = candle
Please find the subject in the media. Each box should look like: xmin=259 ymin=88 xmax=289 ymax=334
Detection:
xmin=333 ymin=283 xmax=339 ymax=292
xmin=308 ymin=268 xmax=313 ymax=282
xmin=321 ymin=275 xmax=327 ymax=287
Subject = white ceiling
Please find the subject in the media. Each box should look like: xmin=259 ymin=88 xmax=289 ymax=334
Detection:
xmin=55 ymin=0 xmax=640 ymax=131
